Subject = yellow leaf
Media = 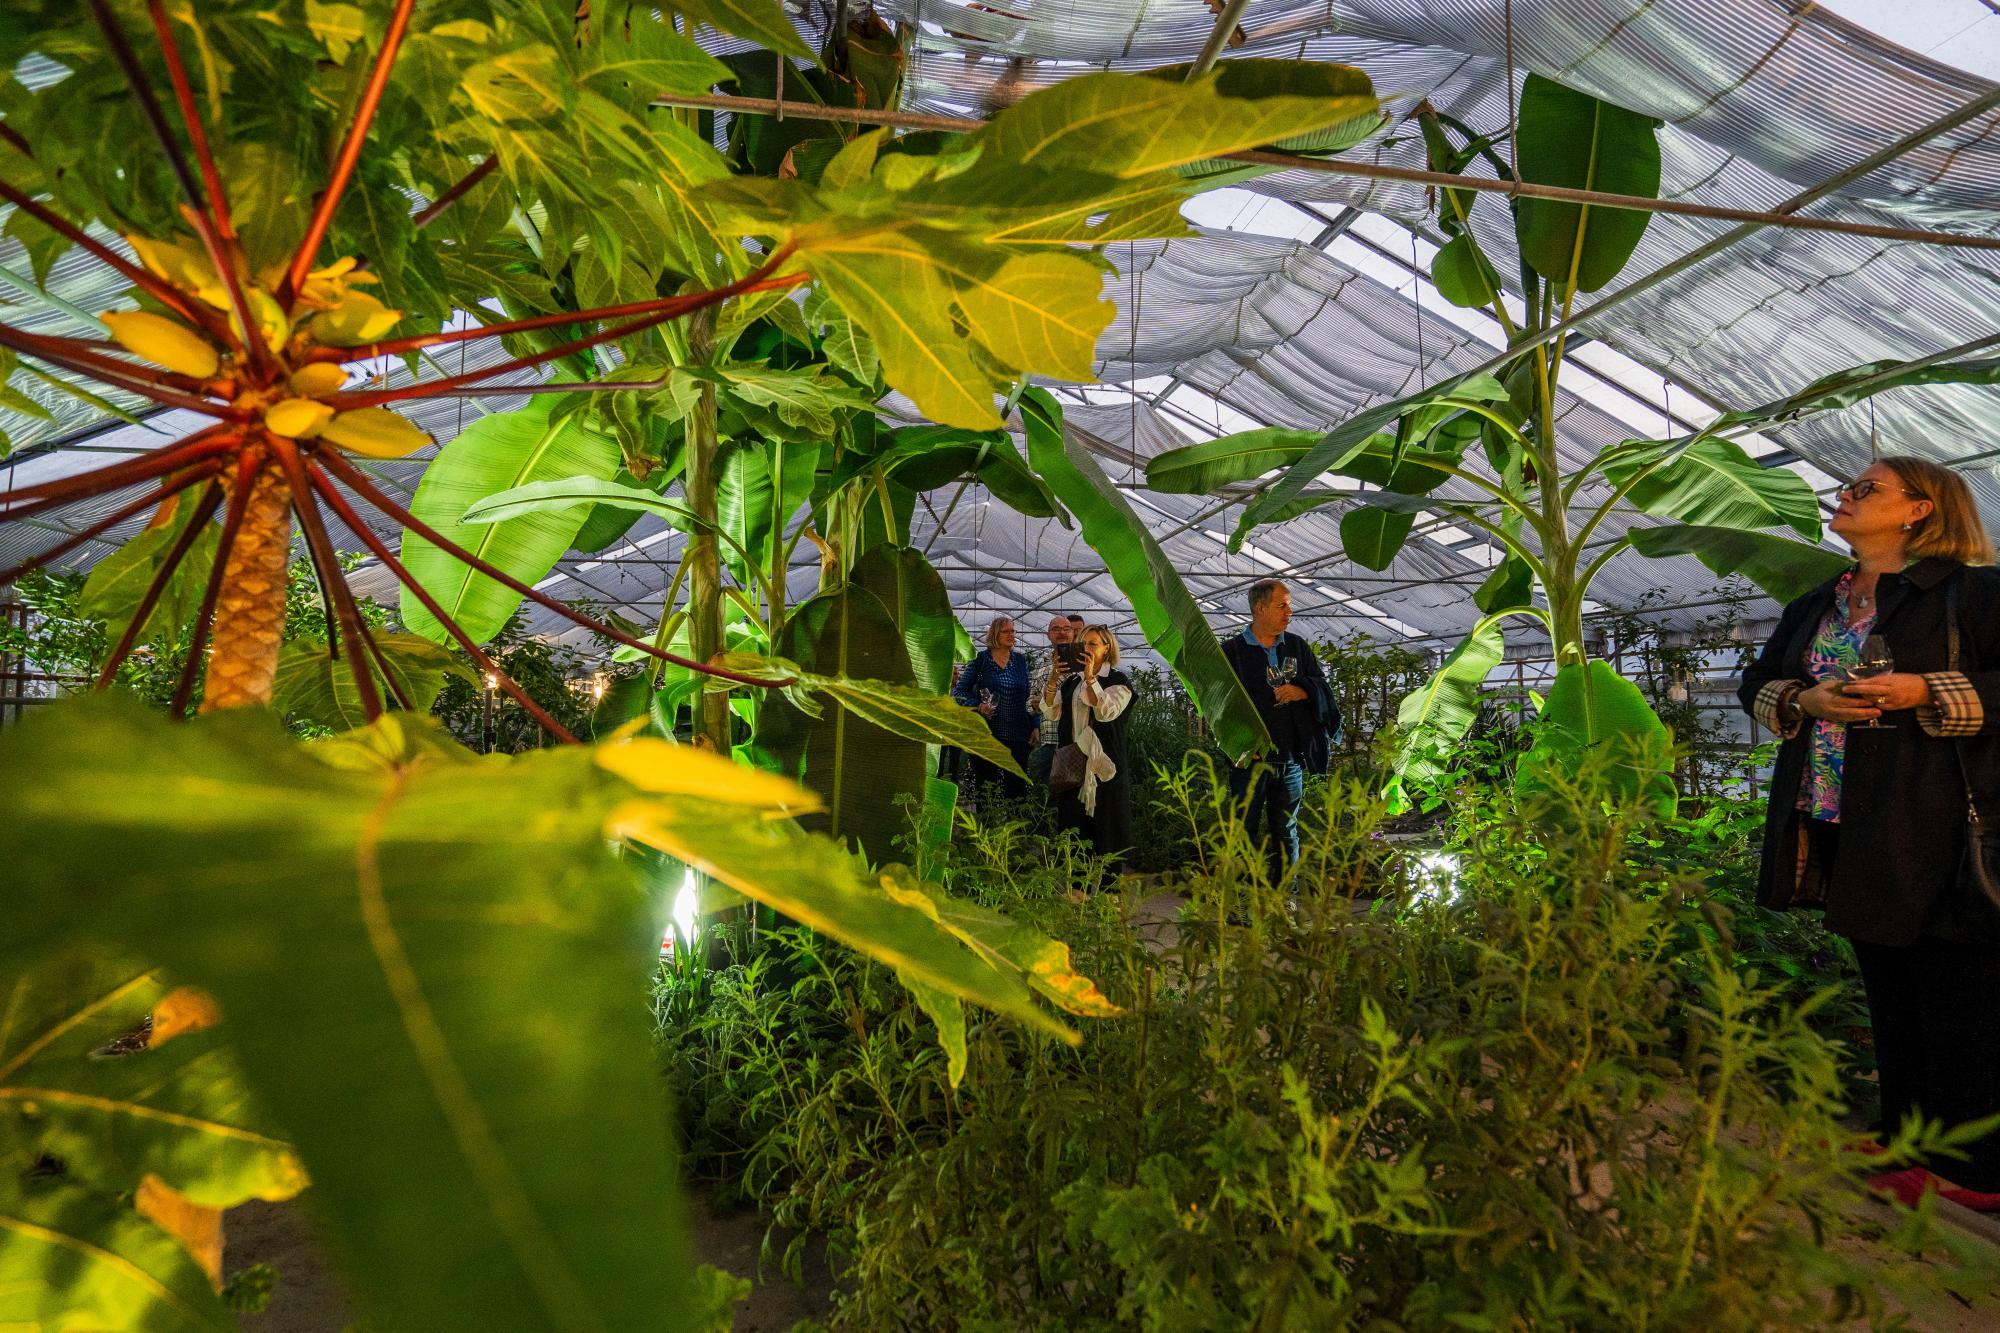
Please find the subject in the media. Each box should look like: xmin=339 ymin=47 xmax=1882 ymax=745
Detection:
xmin=955 ymin=251 xmax=1111 ymax=384
xmin=264 ymin=397 xmax=335 ymax=439
xmin=308 ymin=290 xmax=404 ymax=345
xmin=150 ymin=985 xmax=222 ymax=1043
xmin=597 ymin=737 xmax=821 ymax=813
xmin=135 ymin=1175 xmax=223 ymax=1286
xmin=288 ymin=362 xmax=349 ymax=397
xmin=102 ymin=310 xmax=220 ymax=378
xmin=126 ymin=234 xmax=219 ymax=294
xmin=320 ymin=407 xmax=431 ymax=458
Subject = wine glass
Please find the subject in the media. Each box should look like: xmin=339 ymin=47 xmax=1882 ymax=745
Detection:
xmin=1848 ymin=634 xmax=1895 ymax=729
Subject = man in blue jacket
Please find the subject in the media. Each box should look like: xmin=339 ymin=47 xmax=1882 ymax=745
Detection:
xmin=1220 ymin=579 xmax=1340 ymax=885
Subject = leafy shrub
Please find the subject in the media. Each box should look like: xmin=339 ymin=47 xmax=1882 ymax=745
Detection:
xmin=660 ymin=757 xmax=1994 ymax=1330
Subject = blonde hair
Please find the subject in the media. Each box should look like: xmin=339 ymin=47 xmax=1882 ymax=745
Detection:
xmin=1880 ymin=456 xmax=1995 ymax=565
xmin=1083 ymin=624 xmax=1120 ymax=667
xmin=984 ymin=617 xmax=1014 ymax=650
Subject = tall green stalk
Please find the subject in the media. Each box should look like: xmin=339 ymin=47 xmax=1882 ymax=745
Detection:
xmin=684 ymin=309 xmax=731 ymax=752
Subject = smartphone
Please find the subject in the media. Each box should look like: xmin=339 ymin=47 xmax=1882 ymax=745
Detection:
xmin=1056 ymin=642 xmax=1086 ymax=672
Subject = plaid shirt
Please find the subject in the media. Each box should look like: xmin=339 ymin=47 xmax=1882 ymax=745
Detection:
xmin=1029 ymin=653 xmax=1062 ymax=746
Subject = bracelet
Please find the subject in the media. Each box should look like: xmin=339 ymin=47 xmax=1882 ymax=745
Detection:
xmin=1775 ymin=680 xmax=1806 ymax=729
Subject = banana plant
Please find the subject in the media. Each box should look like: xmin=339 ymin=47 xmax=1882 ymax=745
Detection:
xmin=1153 ymin=77 xmax=1877 ymax=812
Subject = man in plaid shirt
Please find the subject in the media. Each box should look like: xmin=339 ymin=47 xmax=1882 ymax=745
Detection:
xmin=1027 ymin=615 xmax=1076 ymax=785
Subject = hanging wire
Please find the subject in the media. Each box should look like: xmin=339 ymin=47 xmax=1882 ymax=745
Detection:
xmin=1412 ymin=229 xmax=1426 ymax=390
xmin=1870 ymin=397 xmax=1880 ymax=460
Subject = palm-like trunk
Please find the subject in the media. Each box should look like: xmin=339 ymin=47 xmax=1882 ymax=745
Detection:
xmin=200 ymin=461 xmax=292 ymax=711
xmin=684 ymin=311 xmax=731 ymax=752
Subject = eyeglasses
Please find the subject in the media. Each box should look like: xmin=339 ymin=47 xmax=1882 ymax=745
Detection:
xmin=1837 ymin=479 xmax=1919 ymax=501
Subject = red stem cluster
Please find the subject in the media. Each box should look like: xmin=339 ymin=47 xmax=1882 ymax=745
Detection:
xmin=0 ymin=0 xmax=808 ymax=742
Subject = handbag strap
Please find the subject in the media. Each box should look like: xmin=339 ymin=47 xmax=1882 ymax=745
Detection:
xmin=1946 ymin=577 xmax=1984 ymax=824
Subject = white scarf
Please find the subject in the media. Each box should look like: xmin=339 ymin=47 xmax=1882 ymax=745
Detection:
xmin=1046 ymin=670 xmax=1133 ymax=815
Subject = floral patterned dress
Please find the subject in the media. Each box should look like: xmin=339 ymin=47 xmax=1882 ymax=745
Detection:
xmin=1796 ymin=569 xmax=1874 ymax=822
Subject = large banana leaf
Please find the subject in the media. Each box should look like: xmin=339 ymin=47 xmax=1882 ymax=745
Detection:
xmin=1515 ymin=661 xmax=1676 ymax=817
xmin=875 ymin=425 xmax=1065 ymax=520
xmin=1624 ymin=524 xmax=1850 ymax=603
xmin=1382 ymin=612 xmax=1516 ymax=814
xmin=1514 ymin=76 xmax=1661 ymax=294
xmin=745 ymin=587 xmax=930 ymax=862
xmin=401 ymin=399 xmax=619 ymax=646
xmin=273 ymin=633 xmax=479 ymax=732
xmin=465 ymin=475 xmax=709 ymax=536
xmin=1603 ymin=437 xmax=1821 ymax=538
xmin=851 ymin=544 xmax=962 ymax=697
xmin=1020 ymin=388 xmax=1270 ymax=762
xmin=1236 ymin=371 xmax=1508 ymax=541
xmin=1144 ymin=426 xmax=1320 ymax=494
xmin=1668 ymin=354 xmax=2000 ymax=444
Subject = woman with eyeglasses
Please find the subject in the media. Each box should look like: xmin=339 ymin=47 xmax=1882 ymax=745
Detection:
xmin=1739 ymin=456 xmax=2000 ymax=1210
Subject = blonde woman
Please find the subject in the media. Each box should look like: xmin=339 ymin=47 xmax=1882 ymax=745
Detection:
xmin=1040 ymin=623 xmax=1134 ymax=868
xmin=952 ymin=616 xmax=1033 ymax=800
xmin=1739 ymin=455 xmax=2000 ymax=1210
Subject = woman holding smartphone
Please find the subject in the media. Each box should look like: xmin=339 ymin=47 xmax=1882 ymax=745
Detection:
xmin=1041 ymin=624 xmax=1134 ymax=870
xmin=1738 ymin=455 xmax=2000 ymax=1209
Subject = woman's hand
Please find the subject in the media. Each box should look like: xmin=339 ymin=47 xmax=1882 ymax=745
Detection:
xmin=1082 ymin=642 xmax=1106 ymax=676
xmin=1840 ymin=671 xmax=1933 ymax=712
xmin=1798 ymin=679 xmax=1882 ymax=723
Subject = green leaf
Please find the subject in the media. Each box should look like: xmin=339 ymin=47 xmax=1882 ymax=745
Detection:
xmin=739 ymin=588 xmax=928 ymax=862
xmin=0 ymin=954 xmax=303 ymax=1209
xmin=1672 ymin=355 xmax=2000 ymax=444
xmin=466 ymin=475 xmax=708 ymax=536
xmin=1604 ymin=437 xmax=1821 ymax=539
xmin=1385 ymin=613 xmax=1512 ymax=812
xmin=400 ymin=399 xmax=620 ymax=646
xmin=897 ymin=972 xmax=969 ymax=1086
xmin=1624 ymin=524 xmax=1850 ymax=603
xmin=1237 ymin=370 xmax=1508 ymax=542
xmin=1431 ymin=233 xmax=1502 ymax=309
xmin=655 ymin=0 xmax=812 ymax=61
xmin=1340 ymin=504 xmax=1416 ymax=571
xmin=804 ymin=286 xmax=880 ymax=386
xmin=1020 ymin=388 xmax=1269 ymax=762
xmin=273 ymin=634 xmax=479 ymax=731
xmin=0 ymin=698 xmax=695 ymax=1333
xmin=0 ymin=1180 xmax=235 ymax=1333
xmin=77 ymin=497 xmax=219 ymax=650
xmin=580 ymin=12 xmax=730 ymax=100
xmin=867 ymin=425 xmax=1063 ymax=520
xmin=708 ymin=361 xmax=878 ymax=437
xmin=621 ymin=804 xmax=1076 ymax=1044
xmin=982 ymin=62 xmax=1377 ymax=179
xmin=1515 ymin=660 xmax=1676 ymax=817
xmin=1513 ymin=75 xmax=1661 ymax=295
xmin=1473 ymin=554 xmax=1536 ymax=614
xmin=850 ymin=544 xmax=960 ymax=697
xmin=1144 ymin=426 xmax=1321 ymax=494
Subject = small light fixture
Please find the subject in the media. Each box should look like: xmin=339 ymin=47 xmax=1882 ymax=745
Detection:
xmin=672 ymin=868 xmax=699 ymax=949
xmin=482 ymin=671 xmax=498 ymax=693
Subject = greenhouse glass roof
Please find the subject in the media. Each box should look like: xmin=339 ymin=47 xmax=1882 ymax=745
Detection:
xmin=6 ymin=0 xmax=2000 ymax=657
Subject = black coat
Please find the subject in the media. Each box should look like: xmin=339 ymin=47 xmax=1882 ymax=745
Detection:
xmin=1738 ymin=557 xmax=2000 ymax=946
xmin=1221 ymin=629 xmax=1341 ymax=774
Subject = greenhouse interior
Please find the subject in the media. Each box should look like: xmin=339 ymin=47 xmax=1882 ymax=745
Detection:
xmin=13 ymin=0 xmax=2000 ymax=1328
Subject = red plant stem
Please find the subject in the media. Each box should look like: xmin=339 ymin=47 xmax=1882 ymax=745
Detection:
xmin=0 ymin=433 xmax=240 ymax=523
xmin=0 ymin=322 xmax=218 ymax=398
xmin=330 ymin=277 xmax=805 ymax=410
xmin=269 ymin=438 xmax=381 ymax=718
xmin=421 ymin=375 xmax=672 ymax=399
xmin=412 ymin=156 xmax=498 ymax=230
xmin=305 ymin=462 xmax=579 ymax=743
xmin=171 ymin=451 xmax=263 ymax=718
xmin=305 ymin=249 xmax=801 ymax=364
xmin=281 ymin=0 xmax=419 ymax=305
xmin=314 ymin=449 xmax=782 ymax=689
xmin=0 ymin=124 xmax=30 ymax=158
xmin=0 ymin=461 xmax=221 ymax=588
xmin=123 ymin=0 xmax=270 ymax=371
xmin=0 ymin=184 xmax=229 ymax=339
xmin=88 ymin=0 xmax=204 ymax=214
xmin=354 ymin=614 xmax=417 ymax=711
xmin=95 ymin=479 xmax=226 ymax=689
